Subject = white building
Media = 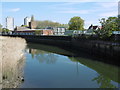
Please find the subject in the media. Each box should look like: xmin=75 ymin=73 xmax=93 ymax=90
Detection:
xmin=24 ymin=17 xmax=31 ymax=26
xmin=53 ymin=27 xmax=66 ymax=35
xmin=6 ymin=17 xmax=14 ymax=31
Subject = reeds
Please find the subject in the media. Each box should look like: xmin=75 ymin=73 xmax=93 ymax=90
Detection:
xmin=0 ymin=36 xmax=26 ymax=88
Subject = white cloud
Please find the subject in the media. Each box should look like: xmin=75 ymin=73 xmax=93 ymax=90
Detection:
xmin=57 ymin=10 xmax=90 ymax=14
xmin=91 ymin=2 xmax=118 ymax=18
xmin=92 ymin=2 xmax=118 ymax=13
xmin=47 ymin=2 xmax=80 ymax=10
xmin=84 ymin=20 xmax=100 ymax=29
xmin=56 ymin=2 xmax=118 ymax=15
xmin=99 ymin=11 xmax=118 ymax=17
xmin=8 ymin=8 xmax=20 ymax=12
xmin=97 ymin=2 xmax=118 ymax=8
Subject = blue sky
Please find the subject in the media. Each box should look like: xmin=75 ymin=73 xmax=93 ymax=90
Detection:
xmin=1 ymin=1 xmax=118 ymax=29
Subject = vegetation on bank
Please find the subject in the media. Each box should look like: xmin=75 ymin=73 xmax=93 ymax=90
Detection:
xmin=68 ymin=16 xmax=119 ymax=40
xmin=95 ymin=17 xmax=119 ymax=38
xmin=0 ymin=24 xmax=10 ymax=33
xmin=0 ymin=36 xmax=26 ymax=88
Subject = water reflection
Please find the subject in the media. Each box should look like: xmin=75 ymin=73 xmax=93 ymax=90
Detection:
xmin=28 ymin=48 xmax=58 ymax=64
xmin=92 ymin=74 xmax=117 ymax=88
xmin=69 ymin=57 xmax=120 ymax=88
xmin=26 ymin=43 xmax=119 ymax=88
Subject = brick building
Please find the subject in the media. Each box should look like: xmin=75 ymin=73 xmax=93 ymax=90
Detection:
xmin=29 ymin=21 xmax=37 ymax=29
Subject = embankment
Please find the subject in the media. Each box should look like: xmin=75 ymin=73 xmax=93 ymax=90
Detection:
xmin=2 ymin=35 xmax=120 ymax=66
xmin=0 ymin=36 xmax=26 ymax=88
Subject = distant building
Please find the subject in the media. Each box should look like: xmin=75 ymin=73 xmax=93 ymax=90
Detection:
xmin=14 ymin=26 xmax=30 ymax=31
xmin=88 ymin=24 xmax=102 ymax=31
xmin=86 ymin=24 xmax=102 ymax=35
xmin=6 ymin=17 xmax=14 ymax=31
xmin=64 ymin=30 xmax=84 ymax=36
xmin=53 ymin=27 xmax=66 ymax=35
xmin=64 ymin=30 xmax=74 ymax=36
xmin=45 ymin=27 xmax=53 ymax=30
xmin=24 ymin=17 xmax=31 ymax=26
xmin=88 ymin=24 xmax=100 ymax=30
xmin=29 ymin=15 xmax=37 ymax=29
xmin=29 ymin=21 xmax=37 ymax=29
xmin=12 ymin=29 xmax=53 ymax=35
xmin=43 ymin=30 xmax=53 ymax=35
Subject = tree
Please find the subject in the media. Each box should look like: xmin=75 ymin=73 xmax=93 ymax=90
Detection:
xmin=2 ymin=28 xmax=10 ymax=33
xmin=60 ymin=24 xmax=69 ymax=28
xmin=0 ymin=24 xmax=2 ymax=32
xmin=36 ymin=20 xmax=67 ymax=29
xmin=95 ymin=17 xmax=119 ymax=38
xmin=68 ymin=16 xmax=84 ymax=30
xmin=118 ymin=15 xmax=120 ymax=30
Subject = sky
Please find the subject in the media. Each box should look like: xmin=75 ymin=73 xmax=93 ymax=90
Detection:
xmin=1 ymin=0 xmax=119 ymax=29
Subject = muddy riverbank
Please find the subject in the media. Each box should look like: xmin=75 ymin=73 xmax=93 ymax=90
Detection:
xmin=0 ymin=36 xmax=26 ymax=88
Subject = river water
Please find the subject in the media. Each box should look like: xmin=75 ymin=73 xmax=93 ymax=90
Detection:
xmin=20 ymin=43 xmax=120 ymax=88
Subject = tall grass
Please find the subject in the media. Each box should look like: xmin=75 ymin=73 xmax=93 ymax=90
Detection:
xmin=0 ymin=36 xmax=26 ymax=88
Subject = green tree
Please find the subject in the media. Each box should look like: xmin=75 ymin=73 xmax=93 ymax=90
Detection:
xmin=96 ymin=17 xmax=118 ymax=38
xmin=60 ymin=24 xmax=69 ymax=28
xmin=118 ymin=15 xmax=120 ymax=30
xmin=0 ymin=24 xmax=2 ymax=32
xmin=68 ymin=16 xmax=84 ymax=30
xmin=2 ymin=28 xmax=10 ymax=33
xmin=36 ymin=20 xmax=67 ymax=29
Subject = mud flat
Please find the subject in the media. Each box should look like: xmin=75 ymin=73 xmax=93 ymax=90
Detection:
xmin=0 ymin=36 xmax=26 ymax=88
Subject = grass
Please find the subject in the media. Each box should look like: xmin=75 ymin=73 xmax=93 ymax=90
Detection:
xmin=0 ymin=36 xmax=26 ymax=88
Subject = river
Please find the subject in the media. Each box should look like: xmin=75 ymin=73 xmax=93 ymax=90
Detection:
xmin=19 ymin=43 xmax=120 ymax=88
